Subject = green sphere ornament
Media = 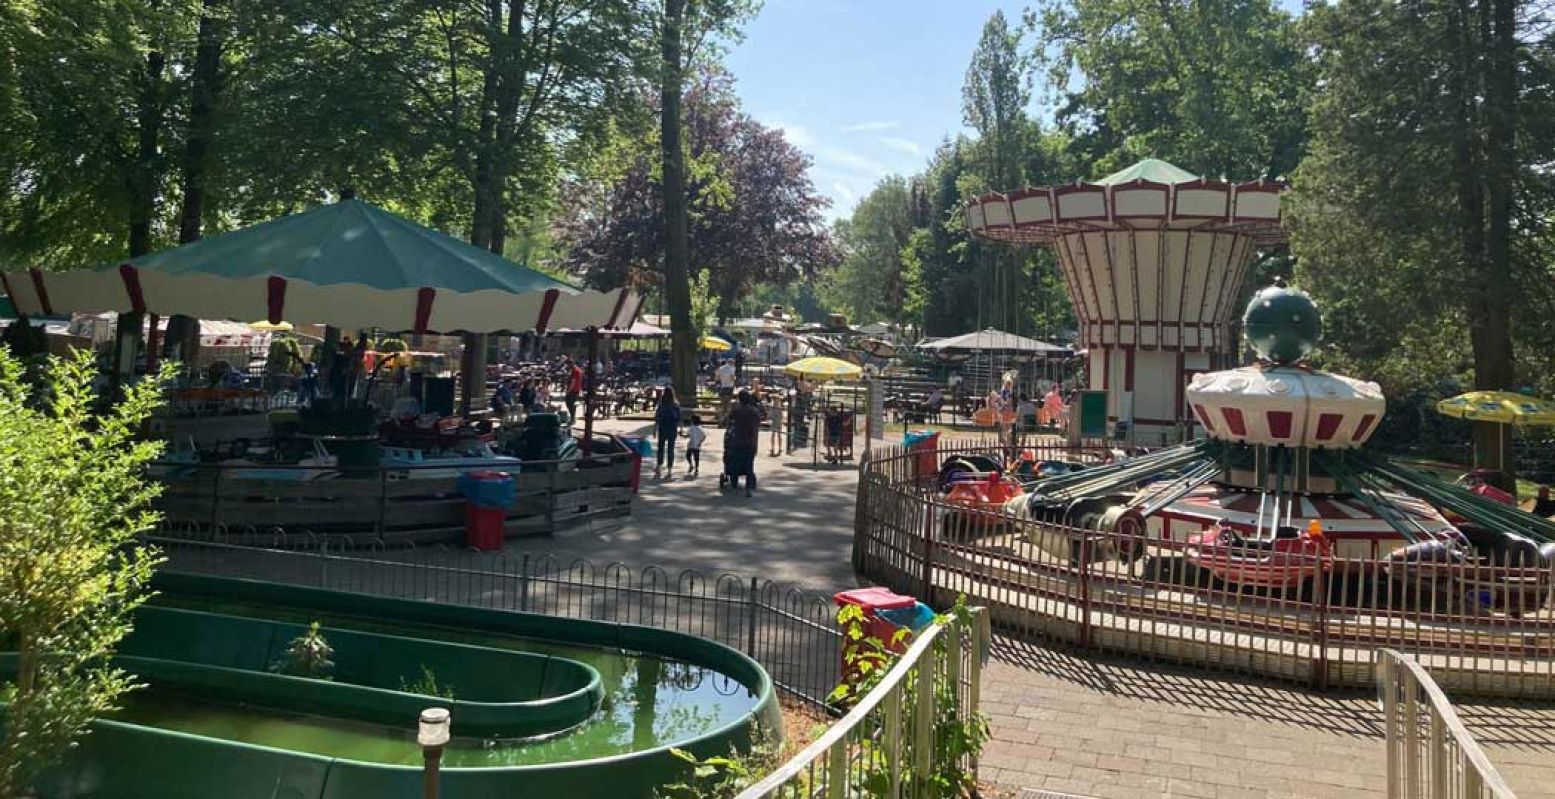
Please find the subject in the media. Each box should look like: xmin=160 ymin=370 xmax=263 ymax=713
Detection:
xmin=1242 ymin=277 xmax=1321 ymax=366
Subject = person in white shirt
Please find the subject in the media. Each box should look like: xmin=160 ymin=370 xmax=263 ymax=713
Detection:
xmin=715 ymin=359 xmax=736 ymax=395
xmin=685 ymin=414 xmax=707 ymax=476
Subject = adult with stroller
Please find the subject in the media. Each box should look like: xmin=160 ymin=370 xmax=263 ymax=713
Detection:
xmin=725 ymin=390 xmax=762 ymax=496
xmin=654 ymin=386 xmax=683 ymax=478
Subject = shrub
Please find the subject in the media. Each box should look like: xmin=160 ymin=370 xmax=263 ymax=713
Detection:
xmin=0 ymin=350 xmax=167 ymax=797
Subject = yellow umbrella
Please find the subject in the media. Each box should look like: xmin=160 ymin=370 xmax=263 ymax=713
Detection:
xmin=1436 ymin=391 xmax=1555 ymax=426
xmin=248 ymin=320 xmax=294 ymax=332
xmin=784 ymin=356 xmax=862 ymax=381
xmin=700 ymin=334 xmax=732 ymax=351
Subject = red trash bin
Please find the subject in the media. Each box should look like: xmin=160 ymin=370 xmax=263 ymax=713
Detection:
xmin=459 ymin=471 xmax=514 ymax=552
xmin=907 ymin=431 xmax=941 ymax=482
xmin=834 ymin=586 xmax=921 ymax=690
xmin=464 ymin=505 xmax=505 ymax=551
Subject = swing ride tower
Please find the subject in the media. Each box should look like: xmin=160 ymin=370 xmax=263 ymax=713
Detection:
xmin=964 ymin=158 xmax=1287 ymax=442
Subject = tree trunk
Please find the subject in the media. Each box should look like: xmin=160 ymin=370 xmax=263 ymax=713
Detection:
xmin=661 ymin=0 xmax=697 ymax=404
xmin=1466 ymin=0 xmax=1517 ymax=483
xmin=129 ymin=42 xmax=165 ymax=256
xmin=178 ymin=0 xmax=224 ymax=244
xmin=468 ymin=0 xmax=504 ymax=251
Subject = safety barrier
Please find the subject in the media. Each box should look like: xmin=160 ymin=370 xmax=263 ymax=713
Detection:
xmin=152 ymin=535 xmax=844 ymax=707
xmin=856 ymin=442 xmax=1555 ymax=698
xmin=1379 ymin=650 xmax=1518 ymax=798
xmin=149 ymin=435 xmax=637 ymax=544
xmin=736 ymin=608 xmax=989 ymax=799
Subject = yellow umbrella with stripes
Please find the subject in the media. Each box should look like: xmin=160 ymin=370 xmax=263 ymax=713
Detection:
xmin=784 ymin=356 xmax=862 ymax=381
xmin=700 ymin=334 xmax=733 ymax=352
xmin=1436 ymin=391 xmax=1555 ymax=426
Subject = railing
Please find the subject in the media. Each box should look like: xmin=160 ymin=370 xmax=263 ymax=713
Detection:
xmin=736 ymin=607 xmax=989 ymax=799
xmin=149 ymin=435 xmax=637 ymax=543
xmin=857 ymin=442 xmax=1555 ymax=698
xmin=151 ymin=534 xmax=845 ymax=707
xmin=1378 ymin=650 xmax=1518 ymax=799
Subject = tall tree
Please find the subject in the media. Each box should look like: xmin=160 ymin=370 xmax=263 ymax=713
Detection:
xmin=177 ymin=0 xmax=225 ymax=244
xmin=659 ymin=0 xmax=695 ymax=400
xmin=1029 ymin=0 xmax=1309 ymax=178
xmin=1291 ymin=0 xmax=1552 ymax=475
xmin=962 ymin=11 xmax=1032 ymax=333
xmin=560 ymin=76 xmax=835 ymax=322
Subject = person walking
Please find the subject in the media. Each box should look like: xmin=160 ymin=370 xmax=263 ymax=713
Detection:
xmin=565 ymin=357 xmax=584 ymax=421
xmin=727 ymin=390 xmax=762 ymax=496
xmin=685 ymin=414 xmax=707 ymax=476
xmin=654 ymin=386 xmax=683 ymax=478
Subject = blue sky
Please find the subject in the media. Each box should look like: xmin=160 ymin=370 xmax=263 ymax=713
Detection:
xmin=724 ymin=0 xmax=1030 ymax=222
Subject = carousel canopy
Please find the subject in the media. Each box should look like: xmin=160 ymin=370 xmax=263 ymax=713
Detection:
xmin=1 ymin=199 xmax=640 ymax=335
xmin=917 ymin=328 xmax=1070 ymax=356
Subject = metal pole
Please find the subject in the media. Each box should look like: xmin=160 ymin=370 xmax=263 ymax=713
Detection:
xmin=422 ymin=746 xmax=443 ymax=799
xmin=583 ymin=326 xmax=598 ymax=456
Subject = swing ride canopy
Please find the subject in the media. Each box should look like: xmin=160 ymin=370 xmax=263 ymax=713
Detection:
xmin=916 ymin=328 xmax=1070 ymax=356
xmin=0 ymin=199 xmax=641 ymax=335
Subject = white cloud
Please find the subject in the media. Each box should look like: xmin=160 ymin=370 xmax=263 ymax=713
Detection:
xmin=878 ymin=136 xmax=922 ymax=156
xmin=776 ymin=122 xmax=817 ymax=148
xmin=832 ymin=181 xmax=858 ymax=204
xmin=842 ymin=120 xmax=901 ymax=133
xmin=818 ymin=147 xmax=888 ymax=176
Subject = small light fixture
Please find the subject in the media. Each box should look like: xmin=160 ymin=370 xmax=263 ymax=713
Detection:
xmin=418 ymin=707 xmax=451 ymax=748
xmin=419 ymin=707 xmax=451 ymax=799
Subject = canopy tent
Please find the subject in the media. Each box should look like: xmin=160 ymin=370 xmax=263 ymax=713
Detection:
xmin=553 ymin=320 xmax=668 ymax=339
xmin=1 ymin=199 xmax=641 ymax=335
xmin=916 ymin=328 xmax=1071 ymax=356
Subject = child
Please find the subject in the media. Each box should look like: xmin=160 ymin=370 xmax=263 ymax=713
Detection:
xmin=685 ymin=414 xmax=707 ymax=476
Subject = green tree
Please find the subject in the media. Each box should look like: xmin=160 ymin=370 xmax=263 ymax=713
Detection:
xmin=824 ymin=176 xmax=915 ymax=328
xmin=0 ymin=351 xmax=167 ymax=796
xmin=1290 ymin=0 xmax=1551 ymax=474
xmin=1029 ymin=0 xmax=1309 ymax=179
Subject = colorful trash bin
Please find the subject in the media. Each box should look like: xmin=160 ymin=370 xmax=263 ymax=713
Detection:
xmin=833 ymin=587 xmax=935 ymax=689
xmin=904 ymin=430 xmax=941 ymax=482
xmin=458 ymin=470 xmax=515 ymax=551
xmin=619 ymin=435 xmax=652 ymax=493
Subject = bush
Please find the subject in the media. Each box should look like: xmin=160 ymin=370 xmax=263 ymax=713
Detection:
xmin=0 ymin=350 xmax=167 ymax=796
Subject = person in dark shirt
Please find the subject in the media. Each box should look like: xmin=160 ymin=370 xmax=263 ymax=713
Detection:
xmin=727 ymin=390 xmax=763 ymax=497
xmin=654 ymin=386 xmax=683 ymax=478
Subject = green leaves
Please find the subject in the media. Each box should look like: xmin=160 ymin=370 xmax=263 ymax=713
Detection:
xmin=0 ymin=349 xmax=168 ymax=795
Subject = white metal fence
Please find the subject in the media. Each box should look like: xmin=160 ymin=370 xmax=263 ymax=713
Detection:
xmin=737 ymin=608 xmax=990 ymax=799
xmin=1378 ymin=649 xmax=1518 ymax=799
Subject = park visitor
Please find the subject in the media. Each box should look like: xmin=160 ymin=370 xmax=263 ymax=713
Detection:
xmin=565 ymin=357 xmax=584 ymax=420
xmin=716 ymin=359 xmax=737 ymax=396
xmin=685 ymin=414 xmax=706 ymax=476
xmin=728 ymin=390 xmax=762 ymax=497
xmin=654 ymin=386 xmax=683 ymax=478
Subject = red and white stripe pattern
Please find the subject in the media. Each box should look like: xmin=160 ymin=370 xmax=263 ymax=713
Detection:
xmin=1 ymin=266 xmax=644 ymax=336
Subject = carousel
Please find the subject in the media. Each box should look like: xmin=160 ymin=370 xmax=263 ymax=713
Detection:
xmin=1001 ymin=280 xmax=1555 ymax=603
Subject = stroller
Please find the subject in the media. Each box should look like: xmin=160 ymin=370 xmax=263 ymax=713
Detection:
xmin=718 ymin=428 xmax=738 ymax=489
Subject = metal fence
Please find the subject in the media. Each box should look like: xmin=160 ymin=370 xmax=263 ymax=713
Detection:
xmin=1379 ymin=650 xmax=1519 ymax=799
xmin=150 ymin=534 xmax=844 ymax=707
xmin=736 ymin=608 xmax=989 ymax=799
xmin=857 ymin=443 xmax=1555 ymax=698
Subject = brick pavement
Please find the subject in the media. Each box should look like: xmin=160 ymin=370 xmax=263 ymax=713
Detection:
xmin=568 ymin=418 xmax=1555 ymax=798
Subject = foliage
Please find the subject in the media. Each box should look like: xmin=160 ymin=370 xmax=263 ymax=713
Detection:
xmin=0 ymin=349 xmax=167 ymax=797
xmin=559 ymin=72 xmax=837 ymax=319
xmin=655 ymin=726 xmax=781 ymax=799
xmin=270 ymin=621 xmax=334 ymax=680
xmin=826 ymin=597 xmax=990 ymax=799
xmin=1290 ymin=0 xmax=1552 ymax=470
xmin=401 ymin=664 xmax=455 ymax=700
xmin=822 ymin=176 xmax=915 ymax=328
xmin=1028 ymin=0 xmax=1310 ymax=179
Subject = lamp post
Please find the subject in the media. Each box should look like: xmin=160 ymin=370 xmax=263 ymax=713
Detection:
xmin=419 ymin=707 xmax=451 ymax=799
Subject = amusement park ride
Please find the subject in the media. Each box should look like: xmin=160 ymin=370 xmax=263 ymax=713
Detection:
xmin=965 ymin=158 xmax=1286 ymax=441
xmin=985 ymin=280 xmax=1555 ymax=599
